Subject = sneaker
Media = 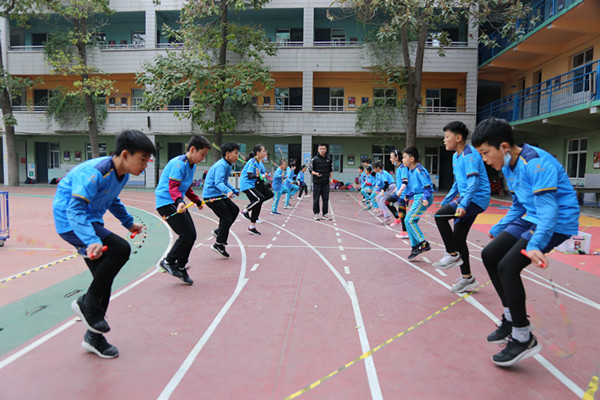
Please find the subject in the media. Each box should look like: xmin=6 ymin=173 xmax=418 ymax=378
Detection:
xmin=450 ymin=276 xmax=479 ymax=293
xmin=159 ymin=258 xmax=183 ymax=278
xmin=390 ymin=218 xmax=402 ymax=227
xmin=492 ymin=333 xmax=541 ymax=367
xmin=211 ymin=229 xmax=218 ymax=238
xmin=82 ymin=331 xmax=119 ymax=359
xmin=407 ymin=241 xmax=430 ymax=261
xmin=283 ymin=205 xmax=291 ymax=209
xmin=487 ymin=315 xmax=512 ymax=343
xmin=71 ymin=295 xmax=110 ymax=334
xmin=241 ymin=210 xmax=251 ymax=221
xmin=433 ymin=253 xmax=463 ymax=269
xmin=178 ymin=267 xmax=193 ymax=285
xmin=363 ymin=206 xmax=372 ymax=211
xmin=322 ymin=214 xmax=332 ymax=221
xmin=314 ymin=214 xmax=321 ymax=220
xmin=211 ymin=243 xmax=229 ymax=258
xmin=248 ymin=227 xmax=261 ymax=235
xmin=271 ymin=211 xmax=281 ymax=215
xmin=256 ymin=219 xmax=264 ymax=224
xmin=395 ymin=232 xmax=409 ymax=239
xmin=383 ymin=216 xmax=394 ymax=225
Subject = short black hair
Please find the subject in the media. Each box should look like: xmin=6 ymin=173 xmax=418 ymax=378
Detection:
xmin=317 ymin=143 xmax=327 ymax=149
xmin=471 ymin=118 xmax=515 ymax=149
xmin=443 ymin=121 xmax=469 ymax=140
xmin=361 ymin=157 xmax=371 ymax=164
xmin=221 ymin=142 xmax=240 ymax=157
xmin=366 ymin=165 xmax=372 ymax=173
xmin=115 ymin=129 xmax=156 ymax=156
xmin=187 ymin=135 xmax=211 ymax=151
xmin=301 ymin=164 xmax=306 ymax=169
xmin=402 ymin=146 xmax=420 ymax=162
xmin=372 ymin=160 xmax=383 ymax=170
xmin=358 ymin=165 xmax=364 ymax=171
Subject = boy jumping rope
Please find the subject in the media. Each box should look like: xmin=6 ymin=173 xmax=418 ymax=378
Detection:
xmin=53 ymin=129 xmax=155 ymax=358
xmin=387 ymin=149 xmax=409 ymax=239
xmin=472 ymin=118 xmax=579 ymax=367
xmin=155 ymin=135 xmax=211 ymax=285
xmin=434 ymin=121 xmax=491 ymax=293
xmin=203 ymin=142 xmax=240 ymax=258
xmin=402 ymin=146 xmax=433 ymax=261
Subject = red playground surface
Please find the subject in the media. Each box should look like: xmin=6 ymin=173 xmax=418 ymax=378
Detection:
xmin=0 ymin=187 xmax=598 ymax=400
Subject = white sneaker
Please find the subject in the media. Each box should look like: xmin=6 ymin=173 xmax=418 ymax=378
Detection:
xmin=450 ymin=276 xmax=479 ymax=293
xmin=322 ymin=214 xmax=332 ymax=220
xmin=432 ymin=253 xmax=463 ymax=269
xmin=314 ymin=214 xmax=321 ymax=220
xmin=256 ymin=219 xmax=263 ymax=224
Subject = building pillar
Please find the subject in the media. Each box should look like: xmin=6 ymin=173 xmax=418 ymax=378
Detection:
xmin=1 ymin=18 xmax=9 ymax=69
xmin=302 ymin=135 xmax=313 ymax=187
xmin=145 ymin=10 xmax=157 ymax=49
xmin=303 ymin=7 xmax=314 ymax=47
xmin=466 ymin=70 xmax=477 ymax=114
xmin=146 ymin=134 xmax=157 ymax=188
xmin=302 ymin=70 xmax=313 ymax=112
xmin=2 ymin=134 xmax=7 ymax=186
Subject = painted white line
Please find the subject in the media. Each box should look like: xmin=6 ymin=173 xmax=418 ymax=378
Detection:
xmin=251 ymin=263 xmax=259 ymax=272
xmin=337 ymin=238 xmax=342 ymax=243
xmin=336 ymin=232 xmax=340 ymax=237
xmin=267 ymin=244 xmax=273 ymax=249
xmin=339 ymin=246 xmax=344 ymax=251
xmin=435 ymin=269 xmax=448 ymax=277
xmin=271 ymin=236 xmax=277 ymax=241
xmin=259 ymin=252 xmax=267 ymax=259
xmin=344 ymin=266 xmax=350 ymax=275
xmin=277 ymin=231 xmax=281 ymax=235
xmin=0 ymin=206 xmax=174 ymax=370
xmin=403 ymin=240 xmax=409 ymax=245
xmin=282 ymin=224 xmax=286 ymax=227
xmin=341 ymin=254 xmax=347 ymax=261
xmin=422 ymin=257 xmax=431 ymax=263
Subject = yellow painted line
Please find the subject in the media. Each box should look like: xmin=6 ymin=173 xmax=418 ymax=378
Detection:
xmin=283 ymin=281 xmax=491 ymax=400
xmin=0 ymin=254 xmax=78 ymax=284
xmin=583 ymin=374 xmax=598 ymax=400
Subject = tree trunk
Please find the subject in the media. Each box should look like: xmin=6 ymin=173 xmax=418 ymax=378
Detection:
xmin=0 ymin=37 xmax=19 ymax=186
xmin=212 ymin=0 xmax=228 ymax=163
xmin=77 ymin=18 xmax=100 ymax=159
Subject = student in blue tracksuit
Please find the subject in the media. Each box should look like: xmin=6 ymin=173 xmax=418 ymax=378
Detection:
xmin=387 ymin=149 xmax=409 ymax=238
xmin=155 ymin=135 xmax=211 ymax=285
xmin=203 ymin=142 xmax=240 ymax=259
xmin=282 ymin=163 xmax=299 ymax=209
xmin=240 ymin=144 xmax=271 ymax=235
xmin=270 ymin=159 xmax=287 ymax=215
xmin=402 ymin=146 xmax=433 ymax=260
xmin=53 ymin=129 xmax=155 ymax=358
xmin=373 ymin=161 xmax=397 ymax=223
xmin=365 ymin=165 xmax=383 ymax=210
xmin=472 ymin=118 xmax=579 ymax=367
xmin=361 ymin=166 xmax=375 ymax=207
xmin=297 ymin=165 xmax=308 ymax=199
xmin=434 ymin=121 xmax=491 ymax=294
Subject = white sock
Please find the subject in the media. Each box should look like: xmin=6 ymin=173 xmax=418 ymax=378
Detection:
xmin=504 ymin=307 xmax=512 ymax=322
xmin=512 ymin=326 xmax=530 ymax=343
xmin=249 ymin=225 xmax=255 ymax=229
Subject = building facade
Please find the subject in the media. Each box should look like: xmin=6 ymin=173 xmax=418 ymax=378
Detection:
xmin=1 ymin=0 xmax=478 ymax=189
xmin=478 ymin=0 xmax=600 ymax=199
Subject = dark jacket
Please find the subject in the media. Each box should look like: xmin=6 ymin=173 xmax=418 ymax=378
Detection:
xmin=309 ymin=153 xmax=333 ymax=183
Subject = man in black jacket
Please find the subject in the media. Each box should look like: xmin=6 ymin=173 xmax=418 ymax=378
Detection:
xmin=309 ymin=144 xmax=333 ymax=220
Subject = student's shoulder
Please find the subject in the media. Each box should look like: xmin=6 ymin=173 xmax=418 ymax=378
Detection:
xmin=415 ymin=164 xmax=429 ymax=174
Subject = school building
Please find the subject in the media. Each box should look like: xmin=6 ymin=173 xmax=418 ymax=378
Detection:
xmin=0 ymin=0 xmax=478 ymax=189
xmin=478 ymin=0 xmax=600 ymax=200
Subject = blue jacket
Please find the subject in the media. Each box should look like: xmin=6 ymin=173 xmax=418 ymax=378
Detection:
xmin=272 ymin=167 xmax=285 ymax=191
xmin=202 ymin=158 xmax=239 ymax=198
xmin=155 ymin=154 xmax=196 ymax=208
xmin=441 ymin=144 xmax=490 ymax=211
xmin=53 ymin=156 xmax=133 ymax=247
xmin=405 ymin=164 xmax=433 ymax=203
xmin=239 ymin=157 xmax=265 ymax=191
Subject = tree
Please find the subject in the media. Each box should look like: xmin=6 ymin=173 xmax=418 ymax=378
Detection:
xmin=137 ymin=0 xmax=277 ymax=162
xmin=0 ymin=0 xmax=48 ymax=186
xmin=44 ymin=0 xmax=115 ymax=159
xmin=334 ymin=0 xmax=531 ymax=147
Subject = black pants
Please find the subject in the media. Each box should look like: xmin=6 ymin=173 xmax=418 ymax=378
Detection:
xmin=84 ymin=233 xmax=131 ymax=311
xmin=313 ymin=180 xmax=330 ymax=215
xmin=157 ymin=204 xmax=197 ymax=267
xmin=206 ymin=197 xmax=239 ymax=245
xmin=298 ymin=182 xmax=308 ymax=198
xmin=243 ymin=188 xmax=265 ymax=223
xmin=434 ymin=204 xmax=480 ymax=275
xmin=385 ymin=194 xmax=407 ymax=231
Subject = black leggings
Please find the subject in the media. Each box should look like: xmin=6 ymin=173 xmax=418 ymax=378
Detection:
xmin=243 ymin=188 xmax=265 ymax=223
xmin=157 ymin=204 xmax=197 ymax=267
xmin=206 ymin=197 xmax=239 ymax=245
xmin=84 ymin=233 xmax=131 ymax=311
xmin=385 ymin=195 xmax=407 ymax=231
xmin=435 ymin=204 xmax=478 ymax=275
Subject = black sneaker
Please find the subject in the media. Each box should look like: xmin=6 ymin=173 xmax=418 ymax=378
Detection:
xmin=71 ymin=295 xmax=110 ymax=334
xmin=241 ymin=210 xmax=251 ymax=221
xmin=159 ymin=258 xmax=183 ymax=278
xmin=421 ymin=241 xmax=431 ymax=252
xmin=492 ymin=333 xmax=541 ymax=367
xmin=248 ymin=227 xmax=261 ymax=235
xmin=212 ymin=243 xmax=230 ymax=258
xmin=82 ymin=330 xmax=119 ymax=359
xmin=178 ymin=267 xmax=193 ymax=285
xmin=487 ymin=315 xmax=512 ymax=343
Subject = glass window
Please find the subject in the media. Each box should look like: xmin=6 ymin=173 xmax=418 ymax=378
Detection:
xmin=131 ymin=88 xmax=144 ymax=107
xmin=275 ymin=87 xmax=289 ymax=110
xmin=426 ymin=88 xmax=441 ymax=109
xmin=329 ymin=144 xmax=343 ymax=173
xmin=49 ymin=143 xmax=60 ymax=169
xmin=425 ymin=147 xmax=439 ymax=175
xmin=566 ymin=138 xmax=587 ymax=178
xmin=332 ymin=28 xmax=346 ymax=44
xmin=275 ymin=28 xmax=290 ymax=44
xmin=572 ymin=48 xmax=593 ymax=93
xmin=132 ymin=31 xmax=145 ymax=47
xmin=330 ymin=88 xmax=344 ymax=111
xmin=373 ymin=89 xmax=397 ymax=107
xmin=86 ymin=143 xmax=108 ymax=160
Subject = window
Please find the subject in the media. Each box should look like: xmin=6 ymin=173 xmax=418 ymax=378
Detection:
xmin=331 ymin=28 xmax=346 ymax=44
xmin=49 ymin=143 xmax=60 ymax=169
xmin=132 ymin=31 xmax=145 ymax=47
xmin=31 ymin=33 xmax=49 ymax=46
xmin=275 ymin=28 xmax=290 ymax=44
xmin=425 ymin=147 xmax=439 ymax=175
xmin=275 ymin=88 xmax=289 ymax=110
xmin=373 ymin=89 xmax=397 ymax=107
xmin=86 ymin=143 xmax=108 ymax=160
xmin=567 ymin=138 xmax=587 ymax=178
xmin=426 ymin=89 xmax=441 ymax=108
xmin=94 ymin=32 xmax=106 ymax=46
xmin=168 ymin=95 xmax=191 ymax=110
xmin=572 ymin=48 xmax=593 ymax=93
xmin=425 ymin=88 xmax=457 ymax=111
xmin=330 ymin=144 xmax=343 ymax=173
xmin=33 ymin=89 xmax=54 ymax=108
xmin=330 ymin=88 xmax=344 ymax=111
xmin=131 ymin=88 xmax=144 ymax=107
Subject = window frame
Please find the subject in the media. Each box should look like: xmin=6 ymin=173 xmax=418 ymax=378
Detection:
xmin=566 ymin=137 xmax=587 ymax=179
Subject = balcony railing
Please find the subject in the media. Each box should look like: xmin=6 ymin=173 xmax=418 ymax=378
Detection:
xmin=478 ymin=60 xmax=599 ymax=122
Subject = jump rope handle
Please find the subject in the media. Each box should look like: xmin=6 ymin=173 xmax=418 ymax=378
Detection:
xmin=520 ymin=249 xmax=547 ymax=269
xmin=101 ymin=245 xmax=109 ymax=253
xmin=130 ymin=231 xmax=138 ymax=239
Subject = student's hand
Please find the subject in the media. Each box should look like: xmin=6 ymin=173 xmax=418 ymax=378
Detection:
xmin=525 ymin=249 xmax=548 ymax=268
xmin=197 ymin=199 xmax=204 ymax=210
xmin=455 ymin=207 xmax=466 ymax=217
xmin=422 ymin=199 xmax=429 ymax=207
xmin=87 ymin=242 xmax=104 ymax=260
xmin=177 ymin=202 xmax=187 ymax=213
xmin=129 ymin=223 xmax=143 ymax=236
xmin=227 ymin=191 xmax=234 ymax=198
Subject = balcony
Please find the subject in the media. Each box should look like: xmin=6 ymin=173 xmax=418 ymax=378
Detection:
xmin=478 ymin=60 xmax=600 ymax=123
